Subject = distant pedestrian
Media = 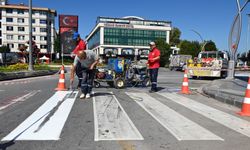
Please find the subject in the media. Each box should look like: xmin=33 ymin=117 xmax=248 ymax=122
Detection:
xmin=147 ymin=41 xmax=161 ymax=92
xmin=70 ymin=50 xmax=99 ymax=99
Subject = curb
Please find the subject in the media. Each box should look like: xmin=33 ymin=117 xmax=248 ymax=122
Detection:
xmin=0 ymin=70 xmax=58 ymax=81
xmin=202 ymin=86 xmax=244 ymax=108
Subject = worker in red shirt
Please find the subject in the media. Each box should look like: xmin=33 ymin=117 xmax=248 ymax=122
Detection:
xmin=71 ymin=32 xmax=86 ymax=56
xmin=71 ymin=32 xmax=87 ymax=89
xmin=147 ymin=41 xmax=161 ymax=92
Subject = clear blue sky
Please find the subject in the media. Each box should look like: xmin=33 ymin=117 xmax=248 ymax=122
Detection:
xmin=9 ymin=0 xmax=250 ymax=53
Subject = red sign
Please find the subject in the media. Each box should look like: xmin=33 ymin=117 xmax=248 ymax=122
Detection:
xmin=59 ymin=15 xmax=78 ymax=28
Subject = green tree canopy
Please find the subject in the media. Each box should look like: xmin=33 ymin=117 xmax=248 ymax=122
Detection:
xmin=155 ymin=38 xmax=171 ymax=67
xmin=179 ymin=40 xmax=201 ymax=58
xmin=0 ymin=45 xmax=10 ymax=53
xmin=204 ymin=40 xmax=217 ymax=51
xmin=170 ymin=27 xmax=181 ymax=46
xmin=54 ymin=35 xmax=61 ymax=53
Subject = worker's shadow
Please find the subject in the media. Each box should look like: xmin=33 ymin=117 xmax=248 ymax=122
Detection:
xmin=93 ymin=92 xmax=114 ymax=97
xmin=0 ymin=140 xmax=15 ymax=150
xmin=156 ymin=87 xmax=165 ymax=92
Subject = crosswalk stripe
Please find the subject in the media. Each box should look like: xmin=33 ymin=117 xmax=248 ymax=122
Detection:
xmin=158 ymin=92 xmax=250 ymax=138
xmin=1 ymin=91 xmax=78 ymax=141
xmin=93 ymin=92 xmax=143 ymax=141
xmin=126 ymin=92 xmax=223 ymax=141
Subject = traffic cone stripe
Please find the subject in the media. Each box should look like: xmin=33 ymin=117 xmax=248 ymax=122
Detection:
xmin=183 ymin=82 xmax=188 ymax=86
xmin=184 ymin=74 xmax=188 ymax=78
xmin=61 ymin=70 xmax=64 ymax=74
xmin=59 ymin=79 xmax=65 ymax=83
xmin=244 ymin=98 xmax=250 ymax=104
xmin=237 ymin=76 xmax=250 ymax=116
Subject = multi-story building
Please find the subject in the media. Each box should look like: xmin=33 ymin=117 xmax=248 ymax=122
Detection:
xmin=0 ymin=0 xmax=57 ymax=54
xmin=86 ymin=16 xmax=171 ymax=59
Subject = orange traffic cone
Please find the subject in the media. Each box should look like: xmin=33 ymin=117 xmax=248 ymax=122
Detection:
xmin=55 ymin=65 xmax=67 ymax=91
xmin=181 ymin=70 xmax=191 ymax=94
xmin=237 ymin=77 xmax=250 ymax=116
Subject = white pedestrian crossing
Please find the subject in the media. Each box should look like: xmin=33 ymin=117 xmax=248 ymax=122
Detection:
xmin=158 ymin=92 xmax=250 ymax=138
xmin=2 ymin=89 xmax=250 ymax=142
xmin=126 ymin=92 xmax=223 ymax=141
xmin=2 ymin=90 xmax=78 ymax=141
xmin=93 ymin=92 xmax=143 ymax=141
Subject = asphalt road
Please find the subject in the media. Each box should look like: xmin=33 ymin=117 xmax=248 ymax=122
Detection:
xmin=0 ymin=68 xmax=250 ymax=150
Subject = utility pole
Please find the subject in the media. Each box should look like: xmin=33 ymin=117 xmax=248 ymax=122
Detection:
xmin=28 ymin=0 xmax=33 ymax=71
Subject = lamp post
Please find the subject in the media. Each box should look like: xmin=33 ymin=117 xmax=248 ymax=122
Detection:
xmin=28 ymin=0 xmax=33 ymax=71
xmin=227 ymin=0 xmax=249 ymax=79
xmin=190 ymin=29 xmax=207 ymax=51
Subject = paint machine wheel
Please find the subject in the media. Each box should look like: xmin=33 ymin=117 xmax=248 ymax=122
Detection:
xmin=114 ymin=77 xmax=125 ymax=89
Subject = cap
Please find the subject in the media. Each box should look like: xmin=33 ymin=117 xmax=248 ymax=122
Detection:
xmin=149 ymin=41 xmax=156 ymax=46
xmin=72 ymin=32 xmax=80 ymax=40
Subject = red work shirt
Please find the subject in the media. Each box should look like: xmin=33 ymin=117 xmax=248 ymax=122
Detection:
xmin=72 ymin=39 xmax=86 ymax=54
xmin=148 ymin=48 xmax=161 ymax=69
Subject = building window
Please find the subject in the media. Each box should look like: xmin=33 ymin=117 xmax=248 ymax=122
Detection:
xmin=17 ymin=18 xmax=25 ymax=23
xmin=7 ymin=43 xmax=14 ymax=48
xmin=6 ymin=35 xmax=13 ymax=40
xmin=40 ymin=45 xmax=47 ymax=49
xmin=40 ymin=28 xmax=47 ymax=32
xmin=40 ymin=11 xmax=47 ymax=16
xmin=0 ymin=39 xmax=2 ymax=45
xmin=6 ymin=9 xmax=13 ymax=14
xmin=40 ymin=19 xmax=47 ymax=24
xmin=40 ymin=36 xmax=47 ymax=41
xmin=32 ymin=28 xmax=36 ymax=32
xmin=18 ymin=35 xmax=25 ymax=40
xmin=18 ymin=9 xmax=24 ymax=14
xmin=32 ymin=19 xmax=35 ymax=24
xmin=6 ymin=18 xmax=13 ymax=22
xmin=6 ymin=26 xmax=13 ymax=31
xmin=18 ymin=27 xmax=25 ymax=32
xmin=32 ymin=36 xmax=36 ymax=40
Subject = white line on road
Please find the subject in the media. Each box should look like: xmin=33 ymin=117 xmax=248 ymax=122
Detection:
xmin=1 ymin=90 xmax=78 ymax=141
xmin=126 ymin=92 xmax=223 ymax=141
xmin=93 ymin=92 xmax=143 ymax=141
xmin=0 ymin=90 xmax=40 ymax=111
xmin=158 ymin=92 xmax=250 ymax=138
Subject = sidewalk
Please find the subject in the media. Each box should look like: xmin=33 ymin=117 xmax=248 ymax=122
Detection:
xmin=202 ymin=78 xmax=247 ymax=108
xmin=0 ymin=70 xmax=58 ymax=81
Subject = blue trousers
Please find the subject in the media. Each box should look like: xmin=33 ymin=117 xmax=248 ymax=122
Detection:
xmin=81 ymin=69 xmax=95 ymax=94
xmin=149 ymin=68 xmax=159 ymax=91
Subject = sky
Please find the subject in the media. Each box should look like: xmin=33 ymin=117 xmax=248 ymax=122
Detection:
xmin=8 ymin=0 xmax=250 ymax=54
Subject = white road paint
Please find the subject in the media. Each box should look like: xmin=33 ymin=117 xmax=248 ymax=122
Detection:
xmin=126 ymin=92 xmax=223 ymax=141
xmin=2 ymin=90 xmax=78 ymax=141
xmin=0 ymin=90 xmax=40 ymax=111
xmin=93 ymin=92 xmax=143 ymax=141
xmin=159 ymin=92 xmax=250 ymax=138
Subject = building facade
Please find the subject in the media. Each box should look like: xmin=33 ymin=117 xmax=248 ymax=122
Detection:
xmin=0 ymin=0 xmax=56 ymax=54
xmin=86 ymin=16 xmax=171 ymax=58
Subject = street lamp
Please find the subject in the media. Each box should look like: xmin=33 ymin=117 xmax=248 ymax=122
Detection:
xmin=190 ymin=29 xmax=207 ymax=51
xmin=28 ymin=0 xmax=33 ymax=71
xmin=227 ymin=0 xmax=249 ymax=79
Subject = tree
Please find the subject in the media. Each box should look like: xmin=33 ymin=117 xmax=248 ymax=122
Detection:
xmin=204 ymin=40 xmax=217 ymax=51
xmin=179 ymin=40 xmax=201 ymax=58
xmin=54 ymin=35 xmax=61 ymax=54
xmin=0 ymin=45 xmax=10 ymax=65
xmin=170 ymin=27 xmax=181 ymax=46
xmin=0 ymin=45 xmax=10 ymax=53
xmin=155 ymin=38 xmax=171 ymax=67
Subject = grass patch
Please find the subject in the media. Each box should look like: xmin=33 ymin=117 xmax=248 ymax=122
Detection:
xmin=0 ymin=63 xmax=60 ymax=72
